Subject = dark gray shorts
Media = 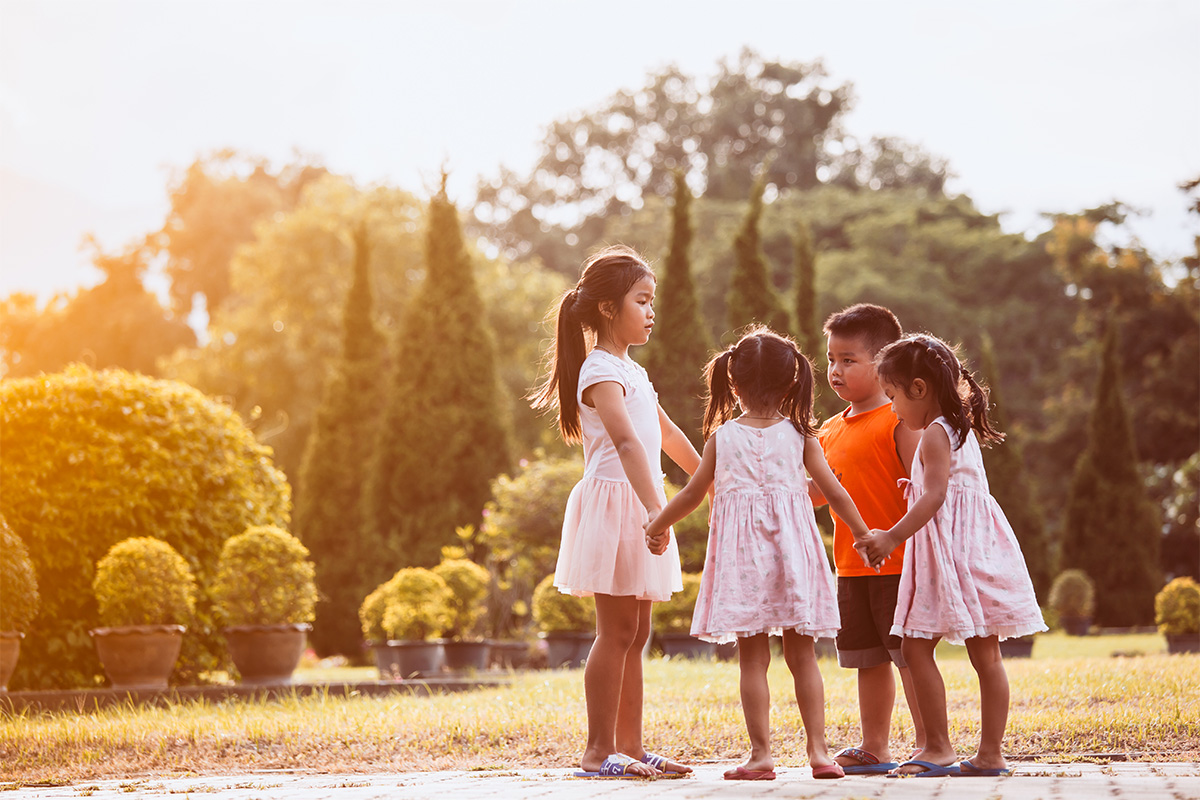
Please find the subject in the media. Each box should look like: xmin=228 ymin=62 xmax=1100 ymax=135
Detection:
xmin=836 ymin=575 xmax=906 ymax=669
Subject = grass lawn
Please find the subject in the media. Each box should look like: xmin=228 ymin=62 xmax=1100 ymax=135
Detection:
xmin=1 ymin=634 xmax=1195 ymax=782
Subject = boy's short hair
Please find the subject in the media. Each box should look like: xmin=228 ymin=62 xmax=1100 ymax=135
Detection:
xmin=823 ymin=304 xmax=903 ymax=356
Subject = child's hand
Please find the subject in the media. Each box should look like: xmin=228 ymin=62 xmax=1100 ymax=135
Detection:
xmin=644 ymin=513 xmax=669 ymax=555
xmin=855 ymin=529 xmax=896 ymax=570
xmin=851 ymin=533 xmax=878 ymax=571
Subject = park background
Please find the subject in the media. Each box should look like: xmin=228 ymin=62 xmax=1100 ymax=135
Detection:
xmin=1 ymin=0 xmax=1198 ymax=692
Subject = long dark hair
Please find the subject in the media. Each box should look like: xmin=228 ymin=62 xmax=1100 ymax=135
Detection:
xmin=874 ymin=334 xmax=1004 ymax=448
xmin=529 ymin=245 xmax=655 ymax=443
xmin=702 ymin=325 xmax=817 ymax=440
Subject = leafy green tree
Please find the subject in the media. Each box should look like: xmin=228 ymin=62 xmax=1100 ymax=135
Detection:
xmin=0 ymin=239 xmax=194 ymax=378
xmin=294 ymin=224 xmax=389 ymax=657
xmin=1060 ymin=323 xmax=1161 ymax=626
xmin=791 ymin=216 xmax=819 ymax=358
xmin=978 ymin=334 xmax=1052 ymax=600
xmin=726 ymin=175 xmax=789 ymax=336
xmin=641 ymin=171 xmax=710 ymax=460
xmin=153 ymin=150 xmax=327 ymax=318
xmin=367 ymin=176 xmax=512 ymax=568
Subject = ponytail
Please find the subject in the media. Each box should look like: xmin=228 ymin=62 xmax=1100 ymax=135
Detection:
xmin=529 ymin=290 xmax=588 ymax=443
xmin=962 ymin=367 xmax=1004 ymax=445
xmin=780 ymin=349 xmax=818 ymax=438
xmin=702 ymin=351 xmax=737 ymax=440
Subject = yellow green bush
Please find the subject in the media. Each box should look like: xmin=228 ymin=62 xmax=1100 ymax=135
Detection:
xmin=1155 ymin=577 xmax=1200 ymax=635
xmin=433 ymin=555 xmax=490 ymax=639
xmin=0 ymin=516 xmax=39 ymax=632
xmin=531 ymin=574 xmax=595 ymax=633
xmin=212 ymin=526 xmax=317 ymax=627
xmin=359 ymin=568 xmax=453 ymax=642
xmin=0 ymin=366 xmax=290 ymax=688
xmin=92 ymin=538 xmax=196 ymax=627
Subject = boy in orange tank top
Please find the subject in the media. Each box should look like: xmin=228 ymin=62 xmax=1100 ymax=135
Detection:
xmin=814 ymin=304 xmax=926 ymax=774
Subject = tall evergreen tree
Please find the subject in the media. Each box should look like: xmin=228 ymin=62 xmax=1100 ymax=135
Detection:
xmin=792 ymin=217 xmax=819 ymax=358
xmin=294 ymin=224 xmax=388 ymax=656
xmin=367 ymin=175 xmax=512 ymax=568
xmin=726 ymin=175 xmax=789 ymax=337
xmin=642 ymin=171 xmax=710 ymax=463
xmin=1060 ymin=322 xmax=1161 ymax=625
xmin=978 ymin=334 xmax=1052 ymax=601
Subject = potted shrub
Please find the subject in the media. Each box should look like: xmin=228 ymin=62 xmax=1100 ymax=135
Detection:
xmin=532 ymin=574 xmax=595 ymax=668
xmin=0 ymin=517 xmax=39 ymax=690
xmin=212 ymin=525 xmax=318 ymax=685
xmin=433 ymin=553 xmax=491 ymax=672
xmin=653 ymin=573 xmax=713 ymax=659
xmin=1155 ymin=577 xmax=1200 ymax=654
xmin=1049 ymin=569 xmax=1095 ymax=636
xmin=90 ymin=537 xmax=196 ymax=691
xmin=360 ymin=568 xmax=453 ymax=679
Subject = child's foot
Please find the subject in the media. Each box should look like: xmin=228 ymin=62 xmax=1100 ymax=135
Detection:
xmin=633 ymin=751 xmax=692 ymax=775
xmin=723 ymin=763 xmax=776 ymax=781
xmin=891 ymin=745 xmax=957 ymax=776
xmin=834 ymin=745 xmax=895 ymax=771
xmin=580 ymin=751 xmax=657 ymax=777
xmin=958 ymin=752 xmax=1009 ymax=774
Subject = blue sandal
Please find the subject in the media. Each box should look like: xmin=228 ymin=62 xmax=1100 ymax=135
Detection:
xmin=887 ymin=759 xmax=962 ymax=778
xmin=573 ymin=753 xmax=652 ymax=779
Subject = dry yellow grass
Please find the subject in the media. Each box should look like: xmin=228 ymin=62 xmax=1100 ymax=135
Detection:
xmin=2 ymin=651 xmax=1196 ymax=783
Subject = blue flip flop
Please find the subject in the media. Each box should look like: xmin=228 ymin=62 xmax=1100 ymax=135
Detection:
xmin=955 ymin=759 xmax=1011 ymax=777
xmin=640 ymin=752 xmax=690 ymax=777
xmin=573 ymin=753 xmax=654 ymax=778
xmin=834 ymin=746 xmax=900 ymax=775
xmin=886 ymin=759 xmax=962 ymax=778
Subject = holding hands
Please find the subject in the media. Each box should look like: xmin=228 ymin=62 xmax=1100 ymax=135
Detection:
xmin=854 ymin=529 xmax=900 ymax=570
xmin=644 ymin=510 xmax=670 ymax=556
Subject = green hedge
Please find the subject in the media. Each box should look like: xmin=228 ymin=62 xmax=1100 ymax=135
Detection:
xmin=0 ymin=366 xmax=290 ymax=689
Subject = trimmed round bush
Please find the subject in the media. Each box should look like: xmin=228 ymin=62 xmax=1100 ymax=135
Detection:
xmin=212 ymin=526 xmax=317 ymax=627
xmin=360 ymin=568 xmax=453 ymax=642
xmin=0 ymin=366 xmax=290 ymax=689
xmin=93 ymin=537 xmax=197 ymax=627
xmin=532 ymin=574 xmax=595 ymax=633
xmin=1156 ymin=577 xmax=1200 ymax=635
xmin=0 ymin=516 xmax=39 ymax=632
xmin=433 ymin=557 xmax=490 ymax=639
xmin=1049 ymin=569 xmax=1096 ymax=619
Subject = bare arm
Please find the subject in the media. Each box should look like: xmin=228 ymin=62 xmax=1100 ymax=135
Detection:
xmin=659 ymin=404 xmax=702 ymax=477
xmin=857 ymin=423 xmax=951 ymax=567
xmin=894 ymin=420 xmax=921 ymax=475
xmin=645 ymin=435 xmax=716 ymax=554
xmin=804 ymin=437 xmax=868 ymax=541
xmin=586 ymin=381 xmax=663 ymax=516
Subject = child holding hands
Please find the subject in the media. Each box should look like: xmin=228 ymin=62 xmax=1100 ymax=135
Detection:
xmin=646 ymin=326 xmax=869 ymax=781
xmin=857 ymin=334 xmax=1046 ymax=777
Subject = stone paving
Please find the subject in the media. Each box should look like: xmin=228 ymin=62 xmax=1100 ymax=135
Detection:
xmin=5 ymin=762 xmax=1199 ymax=800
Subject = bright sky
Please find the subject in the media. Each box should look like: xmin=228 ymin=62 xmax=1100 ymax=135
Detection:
xmin=1 ymin=0 xmax=1197 ymax=301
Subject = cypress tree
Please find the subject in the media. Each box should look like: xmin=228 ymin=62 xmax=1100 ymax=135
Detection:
xmin=1060 ymin=322 xmax=1161 ymax=625
xmin=367 ymin=175 xmax=511 ymax=568
xmin=642 ymin=170 xmax=710 ymax=460
xmin=792 ymin=217 xmax=820 ymax=358
xmin=294 ymin=224 xmax=388 ymax=656
xmin=978 ymin=334 xmax=1052 ymax=601
xmin=726 ymin=174 xmax=789 ymax=337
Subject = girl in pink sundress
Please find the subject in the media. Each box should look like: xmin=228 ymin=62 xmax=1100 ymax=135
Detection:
xmin=530 ymin=245 xmax=702 ymax=779
xmin=857 ymin=334 xmax=1046 ymax=778
xmin=646 ymin=326 xmax=872 ymax=782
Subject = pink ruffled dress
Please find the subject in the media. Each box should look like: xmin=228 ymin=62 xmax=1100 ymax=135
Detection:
xmin=691 ymin=419 xmax=840 ymax=644
xmin=892 ymin=417 xmax=1048 ymax=645
xmin=553 ymin=350 xmax=682 ymax=601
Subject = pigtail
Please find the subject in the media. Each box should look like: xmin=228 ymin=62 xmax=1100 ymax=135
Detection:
xmin=930 ymin=347 xmax=972 ymax=449
xmin=529 ymin=290 xmax=588 ymax=444
xmin=962 ymin=367 xmax=1005 ymax=445
xmin=702 ymin=350 xmax=738 ymax=440
xmin=780 ymin=348 xmax=818 ymax=437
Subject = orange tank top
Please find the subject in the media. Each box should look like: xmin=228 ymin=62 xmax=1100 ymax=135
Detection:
xmin=818 ymin=403 xmax=909 ymax=577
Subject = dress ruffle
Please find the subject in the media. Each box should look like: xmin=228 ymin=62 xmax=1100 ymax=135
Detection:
xmin=554 ymin=476 xmax=681 ymax=602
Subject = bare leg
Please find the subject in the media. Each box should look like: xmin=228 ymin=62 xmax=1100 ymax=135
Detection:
xmin=894 ymin=636 xmax=955 ymax=774
xmin=838 ymin=662 xmax=895 ymax=766
xmin=897 ymin=664 xmax=928 ymax=756
xmin=580 ymin=594 xmax=655 ymax=776
xmin=615 ymin=602 xmax=691 ymax=774
xmin=781 ymin=631 xmax=836 ymax=768
xmin=730 ymin=634 xmax=775 ymax=775
xmin=964 ymin=636 xmax=1009 ymax=771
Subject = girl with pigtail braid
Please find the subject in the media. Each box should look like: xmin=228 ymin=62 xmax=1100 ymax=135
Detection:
xmin=646 ymin=325 xmax=865 ymax=781
xmin=857 ymin=333 xmax=1045 ymax=778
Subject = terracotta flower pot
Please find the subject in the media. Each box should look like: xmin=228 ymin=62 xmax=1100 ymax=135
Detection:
xmin=657 ymin=632 xmax=715 ymax=660
xmin=540 ymin=631 xmax=594 ymax=668
xmin=440 ymin=640 xmax=490 ymax=672
xmin=0 ymin=632 xmax=23 ymax=690
xmin=224 ymin=623 xmax=311 ymax=685
xmin=90 ymin=625 xmax=185 ymax=691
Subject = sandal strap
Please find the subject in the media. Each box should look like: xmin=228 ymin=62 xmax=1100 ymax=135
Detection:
xmin=835 ymin=747 xmax=880 ymax=766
